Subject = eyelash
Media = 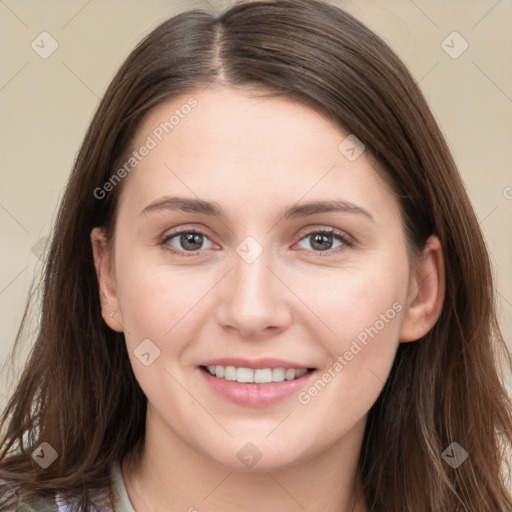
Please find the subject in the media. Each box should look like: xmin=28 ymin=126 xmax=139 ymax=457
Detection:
xmin=161 ymin=227 xmax=354 ymax=258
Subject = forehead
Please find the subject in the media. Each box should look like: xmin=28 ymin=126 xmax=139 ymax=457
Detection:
xmin=120 ymin=85 xmax=396 ymax=222
xmin=134 ymin=85 xmax=344 ymax=160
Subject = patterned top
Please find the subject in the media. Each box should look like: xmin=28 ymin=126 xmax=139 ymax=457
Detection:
xmin=1 ymin=461 xmax=136 ymax=512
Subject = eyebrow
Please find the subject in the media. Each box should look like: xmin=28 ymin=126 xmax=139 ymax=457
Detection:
xmin=139 ymin=196 xmax=375 ymax=223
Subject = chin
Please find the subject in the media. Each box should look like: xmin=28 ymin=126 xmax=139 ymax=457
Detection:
xmin=204 ymin=440 xmax=313 ymax=473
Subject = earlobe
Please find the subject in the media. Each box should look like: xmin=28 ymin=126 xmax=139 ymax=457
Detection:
xmin=90 ymin=227 xmax=124 ymax=332
xmin=399 ymin=235 xmax=445 ymax=343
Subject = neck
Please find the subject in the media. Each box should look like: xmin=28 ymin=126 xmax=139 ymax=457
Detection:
xmin=122 ymin=408 xmax=369 ymax=512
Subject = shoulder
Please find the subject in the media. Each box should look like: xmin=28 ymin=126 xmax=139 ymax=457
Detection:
xmin=1 ymin=492 xmax=59 ymax=512
xmin=0 ymin=461 xmax=126 ymax=512
xmin=0 ymin=477 xmax=107 ymax=512
xmin=18 ymin=497 xmax=59 ymax=512
xmin=0 ymin=475 xmax=59 ymax=511
xmin=0 ymin=473 xmax=61 ymax=511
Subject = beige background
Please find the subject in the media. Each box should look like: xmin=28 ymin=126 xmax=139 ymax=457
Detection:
xmin=1 ymin=0 xmax=511 ymax=408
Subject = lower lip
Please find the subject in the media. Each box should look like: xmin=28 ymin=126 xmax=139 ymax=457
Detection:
xmin=198 ymin=366 xmax=316 ymax=408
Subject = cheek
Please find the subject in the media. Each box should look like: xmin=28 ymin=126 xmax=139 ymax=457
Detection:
xmin=295 ymin=257 xmax=407 ymax=420
xmin=113 ymin=258 xmax=207 ymax=404
xmin=301 ymin=253 xmax=407 ymax=346
xmin=115 ymin=266 xmax=197 ymax=343
xmin=113 ymin=241 xmax=219 ymax=357
xmin=326 ymin=273 xmax=404 ymax=351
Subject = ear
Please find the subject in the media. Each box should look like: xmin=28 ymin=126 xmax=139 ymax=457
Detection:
xmin=399 ymin=234 xmax=445 ymax=342
xmin=90 ymin=227 xmax=124 ymax=332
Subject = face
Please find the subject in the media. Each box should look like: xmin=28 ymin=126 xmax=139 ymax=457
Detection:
xmin=92 ymin=85 xmax=444 ymax=471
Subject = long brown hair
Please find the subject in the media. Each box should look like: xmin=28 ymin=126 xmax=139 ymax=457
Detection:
xmin=1 ymin=1 xmax=511 ymax=510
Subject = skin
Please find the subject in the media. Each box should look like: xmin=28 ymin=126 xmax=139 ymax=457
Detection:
xmin=91 ymin=85 xmax=445 ymax=512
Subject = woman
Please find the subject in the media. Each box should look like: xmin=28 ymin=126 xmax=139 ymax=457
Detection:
xmin=1 ymin=0 xmax=511 ymax=510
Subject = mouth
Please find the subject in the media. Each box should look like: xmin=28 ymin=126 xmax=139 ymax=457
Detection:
xmin=198 ymin=363 xmax=317 ymax=408
xmin=199 ymin=364 xmax=316 ymax=384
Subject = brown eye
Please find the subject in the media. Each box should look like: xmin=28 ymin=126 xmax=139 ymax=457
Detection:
xmin=163 ymin=229 xmax=214 ymax=256
xmin=296 ymin=229 xmax=353 ymax=256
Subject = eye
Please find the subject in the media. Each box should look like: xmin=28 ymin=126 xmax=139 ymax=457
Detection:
xmin=162 ymin=227 xmax=353 ymax=258
xmin=162 ymin=229 xmax=215 ymax=257
xmin=295 ymin=228 xmax=353 ymax=256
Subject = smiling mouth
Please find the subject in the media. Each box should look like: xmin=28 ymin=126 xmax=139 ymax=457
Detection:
xmin=200 ymin=365 xmax=315 ymax=384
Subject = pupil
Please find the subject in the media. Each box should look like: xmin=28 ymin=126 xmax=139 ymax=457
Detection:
xmin=312 ymin=233 xmax=332 ymax=251
xmin=183 ymin=233 xmax=202 ymax=250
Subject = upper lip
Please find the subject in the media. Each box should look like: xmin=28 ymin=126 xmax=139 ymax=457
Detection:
xmin=199 ymin=357 xmax=314 ymax=370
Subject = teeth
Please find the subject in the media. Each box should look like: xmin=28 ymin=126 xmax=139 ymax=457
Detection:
xmin=254 ymin=368 xmax=272 ymax=383
xmin=285 ymin=369 xmax=297 ymax=380
xmin=270 ymin=368 xmax=285 ymax=382
xmin=225 ymin=366 xmax=237 ymax=381
xmin=204 ymin=365 xmax=309 ymax=383
xmin=236 ymin=367 xmax=254 ymax=383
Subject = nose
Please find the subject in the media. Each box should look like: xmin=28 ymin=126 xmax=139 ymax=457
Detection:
xmin=215 ymin=246 xmax=293 ymax=339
